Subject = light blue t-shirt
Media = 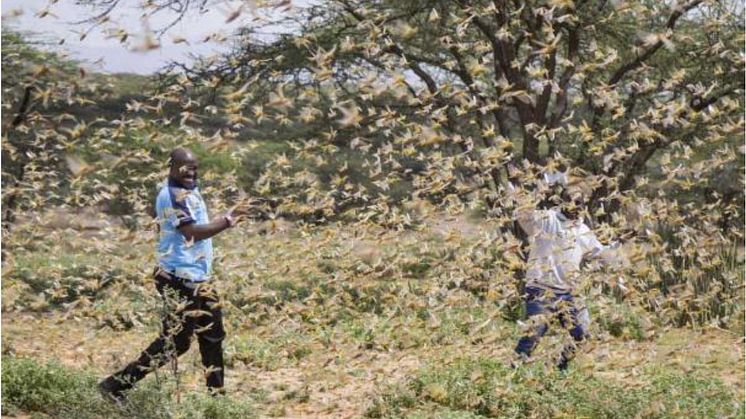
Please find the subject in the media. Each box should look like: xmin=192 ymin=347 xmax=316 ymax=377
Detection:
xmin=155 ymin=178 xmax=213 ymax=282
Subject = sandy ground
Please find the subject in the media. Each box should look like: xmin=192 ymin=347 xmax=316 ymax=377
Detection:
xmin=2 ymin=311 xmax=743 ymax=418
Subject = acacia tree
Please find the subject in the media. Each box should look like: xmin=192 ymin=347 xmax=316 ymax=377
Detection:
xmin=65 ymin=1 xmax=743 ymax=217
xmin=134 ymin=0 xmax=742 ymax=223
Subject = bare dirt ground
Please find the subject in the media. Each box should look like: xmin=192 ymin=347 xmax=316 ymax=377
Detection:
xmin=2 ymin=312 xmax=743 ymax=418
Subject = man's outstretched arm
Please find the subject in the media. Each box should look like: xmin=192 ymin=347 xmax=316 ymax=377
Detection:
xmin=178 ymin=215 xmax=234 ymax=242
xmin=578 ymin=227 xmax=629 ymax=268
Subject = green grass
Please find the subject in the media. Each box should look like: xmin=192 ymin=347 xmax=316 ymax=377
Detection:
xmin=6 ymin=242 xmax=148 ymax=312
xmin=225 ymin=331 xmax=312 ymax=371
xmin=591 ymin=298 xmax=652 ymax=341
xmin=1 ymin=355 xmax=257 ymax=419
xmin=367 ymin=357 xmax=744 ymax=418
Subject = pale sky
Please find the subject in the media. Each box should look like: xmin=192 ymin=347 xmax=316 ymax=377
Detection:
xmin=2 ymin=0 xmax=308 ymax=74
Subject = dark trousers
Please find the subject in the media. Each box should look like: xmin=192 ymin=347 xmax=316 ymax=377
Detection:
xmin=106 ymin=270 xmax=225 ymax=391
xmin=514 ymin=286 xmax=588 ymax=370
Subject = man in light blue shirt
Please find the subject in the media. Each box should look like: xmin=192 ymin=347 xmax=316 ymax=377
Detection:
xmin=99 ymin=148 xmax=237 ymax=402
xmin=156 ymin=167 xmax=215 ymax=282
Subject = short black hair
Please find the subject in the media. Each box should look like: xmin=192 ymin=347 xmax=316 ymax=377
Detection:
xmin=168 ymin=147 xmax=195 ymax=167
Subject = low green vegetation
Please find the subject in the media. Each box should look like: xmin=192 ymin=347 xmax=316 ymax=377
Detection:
xmin=367 ymin=357 xmax=744 ymax=418
xmin=1 ymin=355 xmax=257 ymax=419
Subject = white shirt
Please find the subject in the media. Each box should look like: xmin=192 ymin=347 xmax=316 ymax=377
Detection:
xmin=515 ymin=208 xmax=620 ymax=291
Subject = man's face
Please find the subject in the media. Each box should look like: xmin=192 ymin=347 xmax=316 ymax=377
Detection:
xmin=563 ymin=189 xmax=585 ymax=219
xmin=170 ymin=155 xmax=199 ymax=189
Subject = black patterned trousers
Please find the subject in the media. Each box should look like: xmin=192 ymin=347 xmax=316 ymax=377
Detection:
xmin=103 ymin=269 xmax=225 ymax=392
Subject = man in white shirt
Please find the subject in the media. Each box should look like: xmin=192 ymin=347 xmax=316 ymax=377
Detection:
xmin=510 ymin=170 xmax=624 ymax=370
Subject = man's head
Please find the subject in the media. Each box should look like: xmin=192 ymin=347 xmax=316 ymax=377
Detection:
xmin=168 ymin=147 xmax=199 ymax=189
xmin=560 ymin=184 xmax=585 ymax=219
xmin=537 ymin=169 xmax=586 ymax=219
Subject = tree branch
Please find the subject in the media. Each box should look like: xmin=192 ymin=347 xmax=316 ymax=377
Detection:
xmin=9 ymin=85 xmax=34 ymax=129
xmin=549 ymin=26 xmax=579 ymax=128
xmin=691 ymin=85 xmax=741 ymax=111
xmin=462 ymin=1 xmax=541 ymax=161
xmin=607 ymin=0 xmax=704 ymax=87
xmin=536 ymin=50 xmax=557 ymax=125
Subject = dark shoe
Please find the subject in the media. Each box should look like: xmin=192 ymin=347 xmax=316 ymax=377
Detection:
xmin=510 ymin=352 xmax=529 ymax=370
xmin=98 ymin=376 xmax=127 ymax=406
xmin=208 ymin=387 xmax=226 ymax=397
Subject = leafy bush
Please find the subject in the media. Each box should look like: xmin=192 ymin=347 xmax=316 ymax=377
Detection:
xmin=2 ymin=355 xmax=119 ymax=418
xmin=172 ymin=392 xmax=257 ymax=419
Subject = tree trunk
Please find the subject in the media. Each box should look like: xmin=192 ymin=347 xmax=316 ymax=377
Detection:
xmin=3 ymin=85 xmax=35 ymax=232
